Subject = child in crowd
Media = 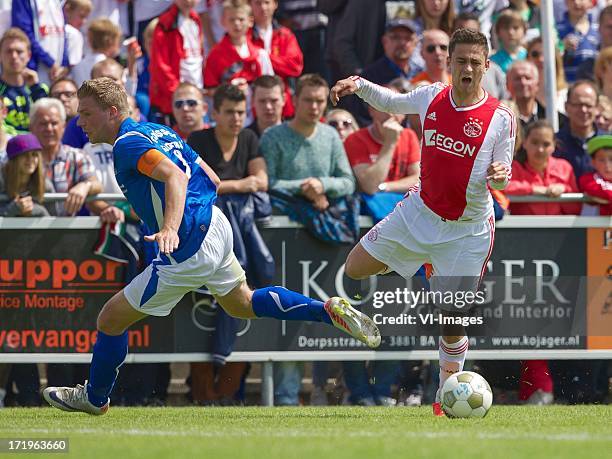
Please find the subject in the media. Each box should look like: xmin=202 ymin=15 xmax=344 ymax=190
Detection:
xmin=72 ymin=18 xmax=121 ymax=86
xmin=204 ymin=0 xmax=272 ymax=91
xmin=557 ymin=0 xmax=600 ymax=83
xmin=580 ymin=135 xmax=612 ymax=216
xmin=490 ymin=9 xmax=527 ymax=73
xmin=249 ymin=0 xmax=303 ymax=117
xmin=0 ymin=134 xmax=49 ymax=217
xmin=63 ymin=0 xmax=93 ymax=67
xmin=149 ymin=0 xmax=204 ymax=123
xmin=505 ymin=120 xmax=581 ymax=216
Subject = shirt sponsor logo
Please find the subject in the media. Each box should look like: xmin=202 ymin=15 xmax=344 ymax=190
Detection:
xmin=426 ymin=111 xmax=437 ymax=121
xmin=423 ymin=129 xmax=476 ymax=157
xmin=463 ymin=117 xmax=483 ymax=138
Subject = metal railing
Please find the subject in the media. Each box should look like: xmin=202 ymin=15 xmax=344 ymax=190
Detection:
xmin=0 ymin=192 xmax=600 ymax=204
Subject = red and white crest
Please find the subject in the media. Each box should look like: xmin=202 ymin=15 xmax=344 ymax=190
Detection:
xmin=463 ymin=117 xmax=484 ymax=138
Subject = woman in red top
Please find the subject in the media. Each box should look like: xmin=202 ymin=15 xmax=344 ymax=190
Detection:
xmin=505 ymin=120 xmax=581 ymax=215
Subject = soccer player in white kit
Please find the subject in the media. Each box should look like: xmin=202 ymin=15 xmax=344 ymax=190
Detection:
xmin=330 ymin=29 xmax=516 ymax=416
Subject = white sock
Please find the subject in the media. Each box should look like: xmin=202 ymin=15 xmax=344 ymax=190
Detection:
xmin=437 ymin=336 xmax=469 ymax=400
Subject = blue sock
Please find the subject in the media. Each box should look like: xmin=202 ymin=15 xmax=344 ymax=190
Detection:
xmin=252 ymin=287 xmax=332 ymax=325
xmin=87 ymin=331 xmax=128 ymax=407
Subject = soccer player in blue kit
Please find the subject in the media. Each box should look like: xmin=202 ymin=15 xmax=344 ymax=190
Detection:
xmin=43 ymin=78 xmax=380 ymax=415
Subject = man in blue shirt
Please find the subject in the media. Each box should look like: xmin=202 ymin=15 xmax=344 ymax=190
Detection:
xmin=43 ymin=77 xmax=380 ymax=415
xmin=554 ymin=80 xmax=600 ymax=179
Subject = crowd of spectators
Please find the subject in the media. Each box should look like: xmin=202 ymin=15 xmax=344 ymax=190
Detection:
xmin=0 ymin=0 xmax=611 ymax=408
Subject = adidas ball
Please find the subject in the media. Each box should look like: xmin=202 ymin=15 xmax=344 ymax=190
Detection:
xmin=441 ymin=371 xmax=493 ymax=418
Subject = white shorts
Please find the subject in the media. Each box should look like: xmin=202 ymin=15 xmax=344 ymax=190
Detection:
xmin=361 ymin=193 xmax=495 ymax=299
xmin=124 ymin=206 xmax=246 ymax=316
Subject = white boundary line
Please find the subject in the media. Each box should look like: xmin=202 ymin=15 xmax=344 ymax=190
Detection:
xmin=3 ymin=427 xmax=611 ymax=442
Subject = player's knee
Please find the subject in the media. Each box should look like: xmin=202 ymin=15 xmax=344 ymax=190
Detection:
xmin=96 ymin=310 xmax=127 ymax=335
xmin=345 ymin=252 xmax=369 ymax=280
xmin=345 ymin=258 xmax=364 ymax=280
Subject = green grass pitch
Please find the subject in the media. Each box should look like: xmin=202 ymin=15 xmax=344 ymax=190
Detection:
xmin=1 ymin=406 xmax=611 ymax=458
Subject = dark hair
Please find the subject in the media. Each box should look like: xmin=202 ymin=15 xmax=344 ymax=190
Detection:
xmin=453 ymin=12 xmax=480 ymax=32
xmin=415 ymin=0 xmax=455 ymax=34
xmin=449 ymin=28 xmax=489 ymax=58
xmin=3 ymin=150 xmax=45 ymax=203
xmin=516 ymin=119 xmax=555 ymax=164
xmin=50 ymin=77 xmax=78 ymax=93
xmin=212 ymin=83 xmax=246 ymax=111
xmin=295 ymin=73 xmax=328 ymax=98
xmin=252 ymin=75 xmax=284 ymax=93
xmin=600 ymin=4 xmax=612 ymax=23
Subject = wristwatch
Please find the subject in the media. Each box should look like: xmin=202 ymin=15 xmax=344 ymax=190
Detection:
xmin=378 ymin=182 xmax=388 ymax=192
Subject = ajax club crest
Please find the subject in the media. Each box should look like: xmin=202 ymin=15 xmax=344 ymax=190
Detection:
xmin=463 ymin=117 xmax=483 ymax=138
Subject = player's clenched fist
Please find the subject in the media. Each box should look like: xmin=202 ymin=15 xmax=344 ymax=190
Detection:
xmin=486 ymin=161 xmax=509 ymax=184
xmin=330 ymin=77 xmax=359 ymax=106
xmin=145 ymin=227 xmax=180 ymax=254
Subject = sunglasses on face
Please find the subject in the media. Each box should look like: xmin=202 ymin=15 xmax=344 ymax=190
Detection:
xmin=425 ymin=44 xmax=448 ymax=53
xmin=173 ymin=99 xmax=199 ymax=109
xmin=328 ymin=119 xmax=353 ymax=128
xmin=51 ymin=90 xmax=76 ymax=99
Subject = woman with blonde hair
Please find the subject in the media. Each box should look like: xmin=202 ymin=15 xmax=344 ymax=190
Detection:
xmin=0 ymin=134 xmax=49 ymax=216
xmin=594 ymin=47 xmax=612 ymax=100
xmin=527 ymin=36 xmax=568 ymax=114
xmin=415 ymin=0 xmax=455 ymax=35
xmin=326 ymin=109 xmax=359 ymax=141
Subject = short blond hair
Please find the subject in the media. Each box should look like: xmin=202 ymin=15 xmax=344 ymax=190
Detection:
xmin=65 ymin=0 xmax=93 ymax=13
xmin=78 ymin=77 xmax=130 ymax=116
xmin=88 ymin=18 xmax=121 ymax=52
xmin=223 ymin=0 xmax=251 ymax=15
xmin=0 ymin=27 xmax=31 ymax=51
xmin=594 ymin=46 xmax=612 ymax=89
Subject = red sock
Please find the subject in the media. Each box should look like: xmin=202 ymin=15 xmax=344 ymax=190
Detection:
xmin=519 ymin=360 xmax=553 ymax=400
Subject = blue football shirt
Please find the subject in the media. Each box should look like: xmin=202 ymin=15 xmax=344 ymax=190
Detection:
xmin=113 ymin=118 xmax=217 ymax=264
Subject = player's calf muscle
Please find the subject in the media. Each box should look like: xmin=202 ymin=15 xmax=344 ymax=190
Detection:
xmin=215 ymin=283 xmax=256 ymax=319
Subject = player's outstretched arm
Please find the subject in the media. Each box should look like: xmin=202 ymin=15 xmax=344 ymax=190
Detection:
xmin=139 ymin=153 xmax=189 ymax=254
xmin=331 ymin=76 xmax=420 ymax=115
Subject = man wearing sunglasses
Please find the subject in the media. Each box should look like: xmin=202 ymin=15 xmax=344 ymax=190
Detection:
xmin=172 ymin=82 xmax=209 ymax=140
xmin=410 ymin=30 xmax=451 ymax=86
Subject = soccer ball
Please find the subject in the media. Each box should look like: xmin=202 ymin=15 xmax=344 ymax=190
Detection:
xmin=440 ymin=371 xmax=493 ymax=418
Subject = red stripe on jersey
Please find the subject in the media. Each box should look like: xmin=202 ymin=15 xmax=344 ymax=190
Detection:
xmin=478 ymin=215 xmax=496 ymax=288
xmin=419 ymin=86 xmax=501 ymax=220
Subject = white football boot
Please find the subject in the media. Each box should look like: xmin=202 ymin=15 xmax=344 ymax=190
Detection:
xmin=43 ymin=381 xmax=109 ymax=415
xmin=323 ymin=297 xmax=381 ymax=349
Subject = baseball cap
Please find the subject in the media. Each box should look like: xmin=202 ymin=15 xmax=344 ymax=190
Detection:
xmin=386 ymin=18 xmax=419 ymax=34
xmin=586 ymin=135 xmax=612 ymax=155
xmin=6 ymin=134 xmax=42 ymax=161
